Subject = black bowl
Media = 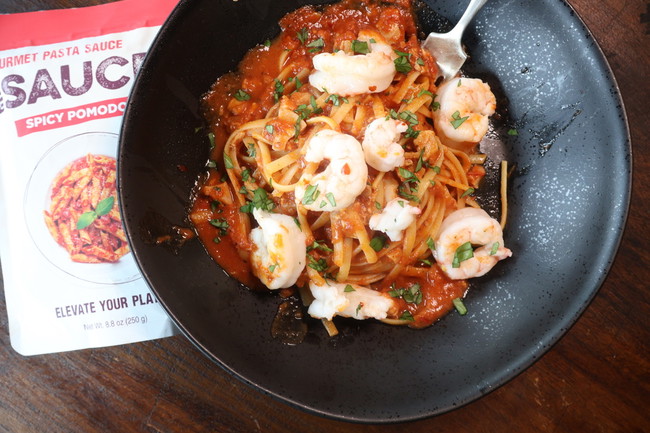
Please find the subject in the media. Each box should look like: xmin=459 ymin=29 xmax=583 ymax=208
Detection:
xmin=118 ymin=0 xmax=631 ymax=423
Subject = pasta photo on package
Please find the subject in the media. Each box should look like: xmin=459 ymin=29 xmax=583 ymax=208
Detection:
xmin=0 ymin=0 xmax=179 ymax=356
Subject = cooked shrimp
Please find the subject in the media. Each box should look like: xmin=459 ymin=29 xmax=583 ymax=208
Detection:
xmin=369 ymin=198 xmax=421 ymax=241
xmin=250 ymin=208 xmax=307 ymax=289
xmin=294 ymin=129 xmax=368 ymax=212
xmin=362 ymin=117 xmax=408 ymax=172
xmin=433 ymin=207 xmax=511 ymax=280
xmin=307 ymin=280 xmax=396 ymax=321
xmin=309 ymin=40 xmax=397 ymax=96
xmin=433 ymin=77 xmax=496 ymax=149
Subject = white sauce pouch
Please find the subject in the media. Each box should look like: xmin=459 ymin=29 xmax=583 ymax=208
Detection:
xmin=0 ymin=0 xmax=179 ymax=355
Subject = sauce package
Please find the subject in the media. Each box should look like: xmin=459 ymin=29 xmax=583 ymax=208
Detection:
xmin=0 ymin=0 xmax=179 ymax=355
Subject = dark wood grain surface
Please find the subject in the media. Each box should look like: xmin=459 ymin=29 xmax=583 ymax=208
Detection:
xmin=1 ymin=0 xmax=648 ymax=432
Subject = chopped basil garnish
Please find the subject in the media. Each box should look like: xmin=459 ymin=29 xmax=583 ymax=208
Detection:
xmin=388 ymin=283 xmax=422 ymax=305
xmin=351 ymin=39 xmax=369 ymax=54
xmin=490 ymin=242 xmax=500 ymax=255
xmin=294 ymin=116 xmax=302 ymax=138
xmin=246 ymin=143 xmax=256 ymax=158
xmin=461 ymin=187 xmax=475 ymax=198
xmin=398 ymin=182 xmax=420 ymax=202
xmin=508 ymin=128 xmax=519 ymax=136
xmin=389 ymin=109 xmax=419 ymax=138
xmin=233 ymin=89 xmax=250 ymax=101
xmin=308 ymin=256 xmax=328 ymax=272
xmin=297 ymin=28 xmax=308 ymax=45
xmin=398 ymin=167 xmax=419 ymax=183
xmin=369 ymin=235 xmax=386 ymax=251
xmin=426 ymin=237 xmax=435 ymax=250
xmin=453 ymin=298 xmax=467 ymax=315
xmin=393 ymin=50 xmax=412 ymax=73
xmin=239 ymin=188 xmax=275 ymax=213
xmin=223 ymin=153 xmax=234 ymax=169
xmin=399 ymin=310 xmax=415 ymax=321
xmin=306 ymin=38 xmax=325 ymax=52
xmin=209 ymin=218 xmax=229 ymax=236
xmin=325 ymin=192 xmax=336 ymax=207
xmin=307 ymin=240 xmax=333 ymax=253
xmin=325 ymin=93 xmax=348 ymax=106
xmin=273 ymin=79 xmax=284 ymax=102
xmin=450 ymin=110 xmax=470 ymax=129
xmin=452 ymin=242 xmax=474 ymax=268
xmin=344 ymin=284 xmax=355 ymax=292
xmin=302 ymin=184 xmax=320 ymax=205
xmin=415 ymin=148 xmax=425 ymax=172
xmin=265 ymin=124 xmax=274 ymax=134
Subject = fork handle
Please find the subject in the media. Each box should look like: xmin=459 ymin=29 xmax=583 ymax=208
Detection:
xmin=450 ymin=0 xmax=489 ymax=37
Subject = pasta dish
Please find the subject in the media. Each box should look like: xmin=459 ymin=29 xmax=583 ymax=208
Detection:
xmin=45 ymin=154 xmax=129 ymax=263
xmin=190 ymin=0 xmax=511 ymax=335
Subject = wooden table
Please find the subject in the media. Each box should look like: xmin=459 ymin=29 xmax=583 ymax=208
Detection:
xmin=1 ymin=0 xmax=648 ymax=431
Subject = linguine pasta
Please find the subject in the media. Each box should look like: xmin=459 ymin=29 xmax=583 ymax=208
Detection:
xmin=190 ymin=0 xmax=510 ymax=333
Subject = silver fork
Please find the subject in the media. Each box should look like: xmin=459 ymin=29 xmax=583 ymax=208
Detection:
xmin=422 ymin=0 xmax=489 ymax=82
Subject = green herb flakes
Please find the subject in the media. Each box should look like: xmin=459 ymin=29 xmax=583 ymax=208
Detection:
xmin=452 ymin=242 xmax=474 ymax=268
xmin=307 ymin=240 xmax=333 ymax=253
xmin=453 ymin=298 xmax=468 ymax=315
xmin=239 ymin=188 xmax=275 ymax=213
xmin=308 ymin=256 xmax=328 ymax=272
xmin=233 ymin=89 xmax=250 ymax=101
xmin=302 ymin=184 xmax=320 ymax=205
xmin=223 ymin=153 xmax=234 ymax=169
xmin=297 ymin=28 xmax=308 ymax=45
xmin=351 ymin=39 xmax=370 ymax=54
xmin=325 ymin=93 xmax=348 ymax=106
xmin=388 ymin=283 xmax=422 ymax=305
xmin=306 ymin=38 xmax=325 ymax=52
xmin=273 ymin=79 xmax=284 ymax=102
xmin=369 ymin=235 xmax=386 ymax=252
xmin=450 ymin=110 xmax=470 ymax=129
xmin=393 ymin=50 xmax=412 ymax=73
xmin=461 ymin=187 xmax=475 ymax=198
xmin=209 ymin=218 xmax=229 ymax=236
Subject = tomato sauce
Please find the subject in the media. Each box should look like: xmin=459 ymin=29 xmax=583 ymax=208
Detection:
xmin=378 ymin=267 xmax=468 ymax=328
